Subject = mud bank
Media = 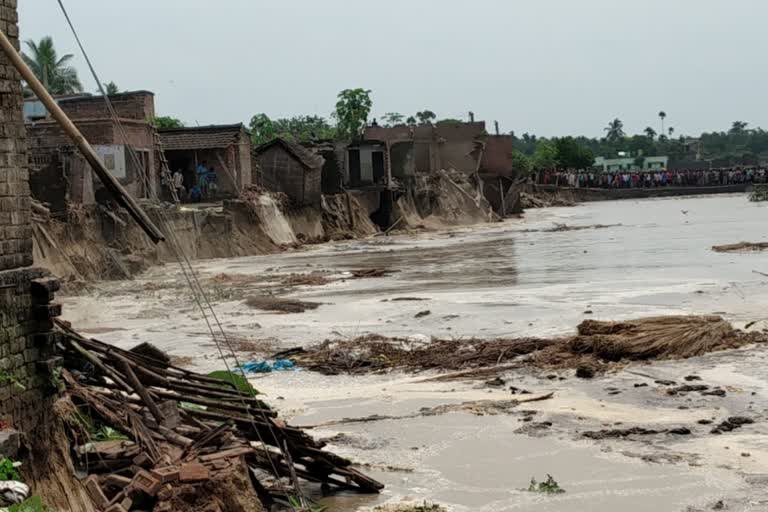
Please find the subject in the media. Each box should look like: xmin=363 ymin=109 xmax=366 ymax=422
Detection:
xmin=34 ymin=170 xmax=494 ymax=286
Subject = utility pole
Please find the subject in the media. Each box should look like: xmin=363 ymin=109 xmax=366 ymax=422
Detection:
xmin=494 ymin=121 xmax=500 ymax=136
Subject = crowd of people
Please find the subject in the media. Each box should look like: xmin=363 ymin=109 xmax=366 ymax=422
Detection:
xmin=535 ymin=168 xmax=768 ymax=189
xmin=169 ymin=160 xmax=219 ymax=202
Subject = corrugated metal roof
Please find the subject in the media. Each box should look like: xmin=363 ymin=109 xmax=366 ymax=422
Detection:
xmin=159 ymin=124 xmax=245 ymax=151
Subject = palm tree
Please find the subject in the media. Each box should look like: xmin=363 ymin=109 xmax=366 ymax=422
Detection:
xmin=22 ymin=36 xmax=83 ymax=95
xmin=644 ymin=127 xmax=657 ymax=140
xmin=658 ymin=111 xmax=667 ymax=136
xmin=604 ymin=118 xmax=625 ymax=142
xmin=668 ymin=127 xmax=674 ymax=138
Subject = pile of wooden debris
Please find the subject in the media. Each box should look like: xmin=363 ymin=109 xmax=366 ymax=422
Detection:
xmin=55 ymin=321 xmax=382 ymax=512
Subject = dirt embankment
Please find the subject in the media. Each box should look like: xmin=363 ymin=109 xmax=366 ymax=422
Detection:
xmin=32 ymin=192 xmax=383 ymax=287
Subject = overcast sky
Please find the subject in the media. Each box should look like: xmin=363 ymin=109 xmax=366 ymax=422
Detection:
xmin=18 ymin=0 xmax=768 ymax=138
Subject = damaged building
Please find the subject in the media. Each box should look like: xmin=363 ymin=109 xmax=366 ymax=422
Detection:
xmin=253 ymin=137 xmax=324 ymax=206
xmin=158 ymin=124 xmax=253 ymax=199
xmin=25 ymin=91 xmax=159 ymax=215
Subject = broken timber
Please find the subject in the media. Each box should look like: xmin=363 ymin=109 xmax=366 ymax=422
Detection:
xmin=55 ymin=320 xmax=383 ymax=509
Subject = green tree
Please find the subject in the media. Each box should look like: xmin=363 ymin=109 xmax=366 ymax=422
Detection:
xmin=381 ymin=112 xmax=404 ymax=127
xmin=668 ymin=127 xmax=674 ymax=138
xmin=729 ymin=121 xmax=748 ymax=135
xmin=644 ymin=127 xmax=656 ymax=140
xmin=531 ymin=140 xmax=558 ymax=169
xmin=333 ymin=88 xmax=373 ymax=140
xmin=103 ymin=81 xmax=119 ymax=95
xmin=152 ymin=116 xmax=184 ymax=129
xmin=555 ymin=137 xmax=594 ymax=169
xmin=249 ymin=113 xmax=336 ymax=145
xmin=22 ymin=36 xmax=82 ymax=95
xmin=658 ymin=111 xmax=667 ymax=135
xmin=510 ymin=150 xmax=532 ymax=175
xmin=406 ymin=116 xmax=417 ymax=125
xmin=415 ymin=110 xmax=436 ymax=125
xmin=249 ymin=113 xmax=276 ymax=145
xmin=604 ymin=118 xmax=625 ymax=142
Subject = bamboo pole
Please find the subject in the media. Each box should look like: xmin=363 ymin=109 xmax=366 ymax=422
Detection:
xmin=0 ymin=29 xmax=165 ymax=243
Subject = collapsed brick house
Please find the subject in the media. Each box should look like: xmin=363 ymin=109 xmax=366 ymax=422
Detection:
xmin=159 ymin=124 xmax=252 ymax=199
xmin=357 ymin=120 xmax=518 ymax=214
xmin=253 ymin=137 xmax=324 ymax=206
xmin=25 ymin=91 xmax=158 ymax=214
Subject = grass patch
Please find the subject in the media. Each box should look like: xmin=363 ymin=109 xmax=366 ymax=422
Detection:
xmin=0 ymin=457 xmax=19 ymax=481
xmin=207 ymin=370 xmax=260 ymax=397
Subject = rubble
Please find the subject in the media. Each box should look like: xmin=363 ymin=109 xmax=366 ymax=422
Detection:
xmin=243 ymin=296 xmax=321 ymax=313
xmin=289 ymin=316 xmax=767 ymax=377
xmin=55 ymin=321 xmax=383 ymax=511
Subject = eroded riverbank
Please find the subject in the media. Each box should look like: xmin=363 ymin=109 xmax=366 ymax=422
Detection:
xmin=61 ymin=194 xmax=768 ymax=511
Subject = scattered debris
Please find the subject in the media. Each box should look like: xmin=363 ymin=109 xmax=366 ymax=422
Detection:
xmin=280 ymin=273 xmax=331 ymax=287
xmin=575 ymin=363 xmax=596 ymax=379
xmin=414 ymin=310 xmax=431 ymax=319
xmin=292 ymin=316 xmax=766 ymax=377
xmin=239 ymin=359 xmax=295 ymax=374
xmin=350 ymin=269 xmax=397 ymax=279
xmin=244 ymin=296 xmax=321 ymax=313
xmin=712 ymin=241 xmax=768 ymax=253
xmin=372 ymin=501 xmax=447 ymax=512
xmin=711 ymin=416 xmax=754 ymax=434
xmin=583 ymin=426 xmax=691 ymax=439
xmin=55 ymin=321 xmax=383 ymax=511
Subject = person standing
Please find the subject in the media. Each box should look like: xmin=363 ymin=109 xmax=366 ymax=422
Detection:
xmin=196 ymin=161 xmax=209 ymax=199
xmin=172 ymin=169 xmax=184 ymax=201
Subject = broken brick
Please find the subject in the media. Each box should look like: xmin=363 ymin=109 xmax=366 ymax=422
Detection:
xmin=131 ymin=469 xmax=162 ymax=496
xmin=151 ymin=466 xmax=180 ymax=484
xmin=179 ymin=462 xmax=210 ymax=482
xmin=84 ymin=475 xmax=109 ymax=509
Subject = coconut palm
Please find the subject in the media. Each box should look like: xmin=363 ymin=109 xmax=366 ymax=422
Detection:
xmin=658 ymin=111 xmax=667 ymax=136
xmin=604 ymin=118 xmax=625 ymax=142
xmin=644 ymin=127 xmax=657 ymax=140
xmin=668 ymin=127 xmax=675 ymax=138
xmin=22 ymin=36 xmax=83 ymax=95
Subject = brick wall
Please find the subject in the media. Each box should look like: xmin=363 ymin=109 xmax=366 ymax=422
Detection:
xmin=0 ymin=0 xmax=62 ymax=434
xmin=58 ymin=91 xmax=155 ymax=121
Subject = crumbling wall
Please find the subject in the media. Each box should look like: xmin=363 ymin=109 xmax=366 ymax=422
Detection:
xmin=0 ymin=2 xmax=94 ymax=508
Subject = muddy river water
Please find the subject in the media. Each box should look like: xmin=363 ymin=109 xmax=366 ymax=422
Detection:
xmin=63 ymin=194 xmax=768 ymax=511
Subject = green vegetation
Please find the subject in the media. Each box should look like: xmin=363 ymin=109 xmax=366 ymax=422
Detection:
xmin=151 ymin=116 xmax=185 ymax=129
xmin=207 ymin=370 xmax=260 ymax=397
xmin=333 ymin=88 xmax=373 ymax=140
xmin=513 ymin=118 xmax=768 ymax=169
xmin=21 ymin=36 xmax=82 ymax=95
xmin=249 ymin=113 xmax=336 ymax=146
xmin=103 ymin=81 xmax=119 ymax=95
xmin=528 ymin=474 xmax=565 ymax=494
xmin=287 ymin=496 xmax=327 ymax=511
xmin=0 ymin=458 xmax=20 ymax=481
xmin=93 ymin=426 xmax=128 ymax=441
xmin=9 ymin=495 xmax=53 ymax=512
xmin=0 ymin=371 xmax=26 ymax=392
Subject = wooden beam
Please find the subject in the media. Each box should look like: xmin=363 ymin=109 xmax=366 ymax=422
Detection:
xmin=0 ymin=29 xmax=165 ymax=244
